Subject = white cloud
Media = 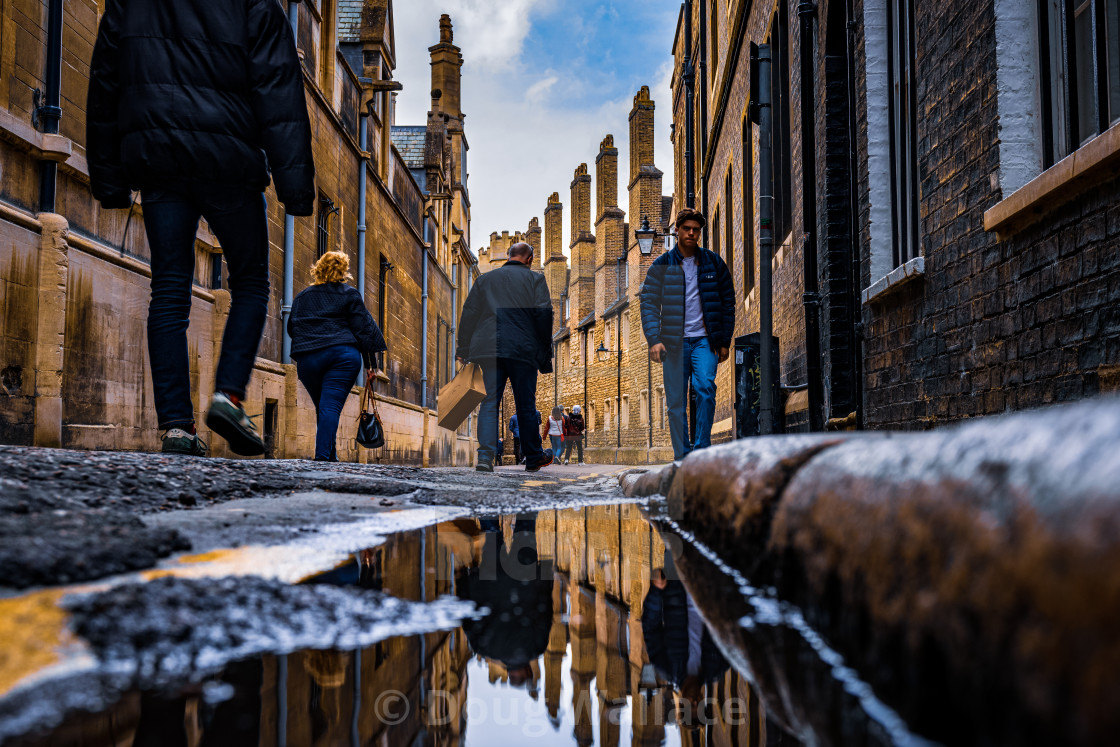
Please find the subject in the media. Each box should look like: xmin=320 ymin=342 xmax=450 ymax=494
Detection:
xmin=525 ymin=75 xmax=559 ymax=105
xmin=390 ymin=1 xmax=675 ymax=258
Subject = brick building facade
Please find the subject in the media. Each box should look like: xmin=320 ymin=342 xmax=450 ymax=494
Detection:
xmin=0 ymin=0 xmax=481 ymax=464
xmin=672 ymin=0 xmax=1120 ymax=434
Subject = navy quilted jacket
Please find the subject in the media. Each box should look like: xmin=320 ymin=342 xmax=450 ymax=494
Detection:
xmin=287 ymin=283 xmax=386 ymax=368
xmin=639 ymin=246 xmax=736 ymax=350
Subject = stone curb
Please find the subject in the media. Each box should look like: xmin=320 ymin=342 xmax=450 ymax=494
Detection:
xmin=663 ymin=396 xmax=1120 ymax=745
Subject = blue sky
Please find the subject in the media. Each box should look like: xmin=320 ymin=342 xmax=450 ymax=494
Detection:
xmin=393 ymin=0 xmax=678 ymax=255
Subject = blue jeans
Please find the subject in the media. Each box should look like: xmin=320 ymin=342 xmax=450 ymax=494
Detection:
xmin=142 ymin=184 xmax=270 ymax=429
xmin=295 ymin=344 xmax=362 ymax=460
xmin=549 ymin=435 xmax=563 ymax=460
xmin=662 ymin=336 xmax=718 ymax=460
xmin=477 ymin=358 xmax=545 ymax=465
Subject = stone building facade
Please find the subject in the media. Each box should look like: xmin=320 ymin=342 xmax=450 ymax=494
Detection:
xmin=480 ymin=88 xmax=680 ymax=464
xmin=672 ymin=0 xmax=1120 ymax=433
xmin=0 ymin=0 xmax=479 ymax=464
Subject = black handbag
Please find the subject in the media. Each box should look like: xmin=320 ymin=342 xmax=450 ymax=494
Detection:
xmin=356 ymin=382 xmax=385 ymax=449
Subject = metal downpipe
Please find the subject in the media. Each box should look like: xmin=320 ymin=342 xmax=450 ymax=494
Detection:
xmin=799 ymin=1 xmax=825 ymax=432
xmin=758 ymin=45 xmax=776 ymax=435
xmin=281 ymin=0 xmax=300 ymax=364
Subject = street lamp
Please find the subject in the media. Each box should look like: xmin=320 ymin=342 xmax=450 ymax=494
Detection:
xmin=635 ymin=214 xmax=656 ymax=255
xmin=596 ymin=342 xmax=622 ymax=449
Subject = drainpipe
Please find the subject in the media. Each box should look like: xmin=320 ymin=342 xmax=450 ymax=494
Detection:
xmin=698 ymin=0 xmax=709 ymax=238
xmin=647 ymin=355 xmax=653 ymax=454
xmin=37 ymin=0 xmax=63 ymax=212
xmin=845 ymin=0 xmax=865 ymax=429
xmin=281 ymin=1 xmax=300 ymax=364
xmin=357 ymin=115 xmax=369 ymax=300
xmin=799 ymin=1 xmax=825 ymax=432
xmin=758 ymin=44 xmax=775 ymax=435
xmin=421 ymin=234 xmax=430 ymax=410
xmin=420 ymin=242 xmax=430 ymax=468
xmin=683 ymin=0 xmax=696 ymax=209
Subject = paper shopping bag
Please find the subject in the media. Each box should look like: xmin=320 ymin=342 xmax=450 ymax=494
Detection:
xmin=437 ymin=362 xmax=487 ymax=431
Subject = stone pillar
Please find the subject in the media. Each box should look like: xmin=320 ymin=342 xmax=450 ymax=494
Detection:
xmin=32 ymin=213 xmax=69 ymax=448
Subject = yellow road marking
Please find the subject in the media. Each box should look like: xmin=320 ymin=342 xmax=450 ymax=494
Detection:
xmin=0 ymin=590 xmax=72 ymax=698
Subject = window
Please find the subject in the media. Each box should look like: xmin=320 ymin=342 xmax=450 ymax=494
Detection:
xmin=620 ymin=311 xmax=630 ymax=353
xmin=709 ymin=0 xmax=721 ymax=79
xmin=603 ymin=400 xmax=611 ymax=432
xmin=742 ymin=115 xmax=756 ymax=292
xmin=724 ymin=168 xmax=734 ymax=269
xmin=621 ymin=395 xmax=630 ymax=429
xmin=712 ymin=206 xmax=721 ymax=258
xmin=769 ymin=5 xmax=794 ymax=243
xmin=657 ymin=387 xmax=666 ymax=429
xmin=564 ymin=294 xmax=571 ymax=322
xmin=378 ymin=254 xmax=391 ymax=333
xmin=888 ymin=0 xmax=920 ymax=266
xmin=639 ymin=389 xmax=649 ymax=426
xmin=616 ymin=256 xmax=628 ymax=300
xmin=297 ymin=1 xmax=322 ymax=80
xmin=604 ymin=322 xmax=613 ymax=353
xmin=317 ymin=195 xmax=337 ymax=257
xmin=588 ymin=403 xmax=596 ymax=431
xmin=1038 ymin=0 xmax=1120 ymax=166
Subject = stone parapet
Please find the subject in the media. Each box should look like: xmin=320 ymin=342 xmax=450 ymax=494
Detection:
xmin=630 ymin=397 xmax=1120 ymax=745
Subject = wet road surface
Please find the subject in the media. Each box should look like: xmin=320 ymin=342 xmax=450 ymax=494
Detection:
xmin=0 ymin=479 xmax=943 ymax=746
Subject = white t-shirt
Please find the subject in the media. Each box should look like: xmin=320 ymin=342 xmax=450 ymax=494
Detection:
xmin=547 ymin=417 xmax=564 ymax=436
xmin=682 ymin=256 xmax=707 ymax=337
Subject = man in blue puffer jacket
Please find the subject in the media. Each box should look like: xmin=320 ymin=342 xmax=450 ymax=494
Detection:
xmin=639 ymin=208 xmax=736 ymax=460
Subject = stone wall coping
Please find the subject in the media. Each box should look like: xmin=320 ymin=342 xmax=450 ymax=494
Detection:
xmin=861 ymin=255 xmax=925 ymax=306
xmin=984 ymin=120 xmax=1120 ymax=237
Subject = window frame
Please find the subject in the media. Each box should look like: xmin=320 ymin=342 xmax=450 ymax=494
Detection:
xmin=742 ymin=114 xmax=756 ymax=293
xmin=887 ymin=0 xmax=921 ymax=267
xmin=1038 ymin=0 xmax=1120 ymax=166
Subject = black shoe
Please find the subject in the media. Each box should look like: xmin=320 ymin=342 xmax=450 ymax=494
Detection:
xmin=161 ymin=428 xmax=208 ymax=456
xmin=526 ymin=452 xmax=554 ymax=472
xmin=205 ymin=392 xmax=266 ymax=456
xmin=476 ymin=460 xmax=494 ymax=472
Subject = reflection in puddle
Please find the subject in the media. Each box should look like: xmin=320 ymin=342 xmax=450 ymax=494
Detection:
xmin=17 ymin=506 xmax=797 ymax=746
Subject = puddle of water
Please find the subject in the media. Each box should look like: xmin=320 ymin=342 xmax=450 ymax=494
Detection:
xmin=9 ymin=504 xmax=940 ymax=747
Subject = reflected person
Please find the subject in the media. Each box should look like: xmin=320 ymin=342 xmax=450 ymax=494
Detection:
xmin=459 ymin=517 xmax=553 ymax=688
xmin=641 ymin=569 xmax=729 ymax=727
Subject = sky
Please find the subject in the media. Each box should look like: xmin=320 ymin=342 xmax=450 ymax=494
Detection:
xmin=391 ymin=0 xmax=679 ymax=257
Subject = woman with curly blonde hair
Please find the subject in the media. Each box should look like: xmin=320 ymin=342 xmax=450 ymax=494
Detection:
xmin=287 ymin=251 xmax=386 ymax=460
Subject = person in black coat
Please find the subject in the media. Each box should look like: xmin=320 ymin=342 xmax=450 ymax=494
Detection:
xmin=288 ymin=252 xmax=386 ymax=461
xmin=456 ymin=242 xmax=554 ymax=472
xmin=639 ymin=208 xmax=736 ymax=461
xmin=459 ymin=517 xmax=553 ymax=689
xmin=87 ymin=0 xmax=314 ymax=458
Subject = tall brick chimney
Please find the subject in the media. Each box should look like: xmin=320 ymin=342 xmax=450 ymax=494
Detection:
xmin=627 ymin=86 xmax=665 ymax=266
xmin=569 ymin=164 xmax=595 ymax=323
xmin=526 ymin=216 xmax=543 ymax=270
xmin=428 ymin=14 xmax=462 ymax=120
xmin=544 ymin=193 xmax=567 ymax=330
xmin=595 ymin=135 xmax=626 ymax=314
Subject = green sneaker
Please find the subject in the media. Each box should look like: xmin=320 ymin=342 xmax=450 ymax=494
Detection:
xmin=162 ymin=428 xmax=208 ymax=456
xmin=205 ymin=392 xmax=266 ymax=456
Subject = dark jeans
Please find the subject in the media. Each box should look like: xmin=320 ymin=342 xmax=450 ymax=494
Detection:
xmin=295 ymin=344 xmax=362 ymax=460
xmin=563 ymin=434 xmax=584 ymax=462
xmin=477 ymin=358 xmax=544 ymax=465
xmin=142 ymin=184 xmax=270 ymax=429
